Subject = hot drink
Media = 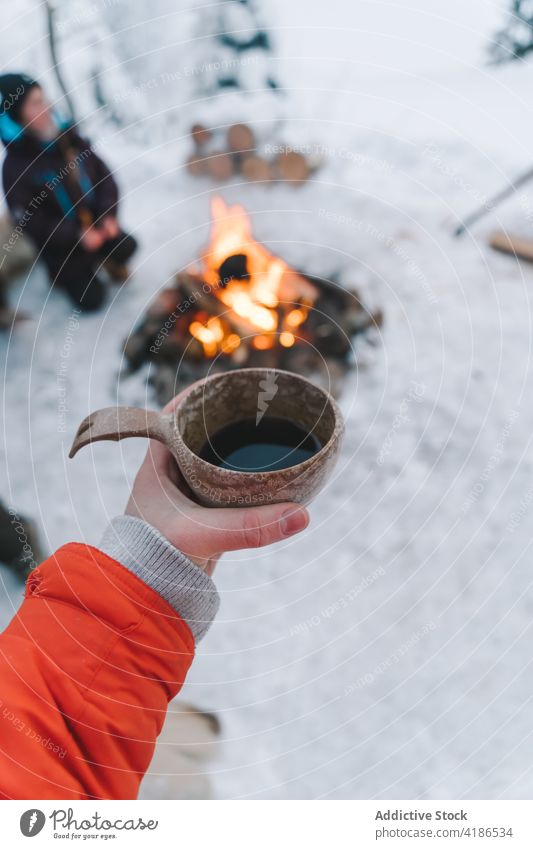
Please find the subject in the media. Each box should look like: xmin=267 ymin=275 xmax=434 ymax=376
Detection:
xmin=199 ymin=415 xmax=321 ymax=472
xmin=69 ymin=368 xmax=344 ymax=507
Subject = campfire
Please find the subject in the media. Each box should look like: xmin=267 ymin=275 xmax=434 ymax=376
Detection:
xmin=124 ymin=197 xmax=382 ymax=403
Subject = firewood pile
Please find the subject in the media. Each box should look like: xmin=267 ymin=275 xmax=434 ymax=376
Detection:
xmin=185 ymin=122 xmax=320 ymax=186
xmin=123 ymin=198 xmax=382 ymax=403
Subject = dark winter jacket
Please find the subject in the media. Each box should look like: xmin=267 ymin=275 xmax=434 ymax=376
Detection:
xmin=1 ymin=123 xmax=118 ymax=253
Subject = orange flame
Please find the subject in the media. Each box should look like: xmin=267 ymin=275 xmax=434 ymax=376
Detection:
xmin=190 ymin=197 xmax=313 ymax=356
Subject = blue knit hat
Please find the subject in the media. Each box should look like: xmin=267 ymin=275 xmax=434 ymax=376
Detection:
xmin=0 ymin=73 xmax=39 ymax=143
xmin=0 ymin=73 xmax=39 ymax=120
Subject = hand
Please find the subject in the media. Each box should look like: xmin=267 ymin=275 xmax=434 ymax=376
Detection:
xmin=101 ymin=216 xmax=120 ymax=240
xmin=125 ymin=387 xmax=310 ymax=576
xmin=80 ymin=227 xmax=105 ymax=252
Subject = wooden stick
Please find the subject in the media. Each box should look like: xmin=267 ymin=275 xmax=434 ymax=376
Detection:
xmin=454 ymin=166 xmax=533 ymax=236
xmin=489 ymin=231 xmax=533 ymax=263
xmin=176 ymin=272 xmax=260 ymax=339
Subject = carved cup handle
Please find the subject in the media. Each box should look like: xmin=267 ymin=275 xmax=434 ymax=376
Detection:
xmin=69 ymin=407 xmax=174 ymax=458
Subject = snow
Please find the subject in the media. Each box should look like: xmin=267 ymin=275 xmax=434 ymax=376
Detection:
xmin=2 ymin=0 xmax=533 ymax=799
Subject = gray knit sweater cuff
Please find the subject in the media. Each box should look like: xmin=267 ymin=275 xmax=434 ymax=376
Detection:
xmin=98 ymin=515 xmax=220 ymax=642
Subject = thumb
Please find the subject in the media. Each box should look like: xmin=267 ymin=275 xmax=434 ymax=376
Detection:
xmin=184 ymin=502 xmax=309 ymax=557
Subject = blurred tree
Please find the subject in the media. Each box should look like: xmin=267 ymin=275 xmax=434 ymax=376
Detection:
xmin=490 ymin=0 xmax=533 ymax=62
xmin=191 ymin=0 xmax=281 ymax=96
xmin=43 ymin=0 xmax=77 ymax=121
xmin=37 ymin=1 xmax=283 ymax=142
xmin=41 ymin=0 xmax=147 ymax=134
xmin=100 ymin=0 xmax=283 ymax=138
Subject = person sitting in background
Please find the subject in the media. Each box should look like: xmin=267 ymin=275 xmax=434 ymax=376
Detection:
xmin=0 ymin=73 xmax=137 ymax=313
xmin=0 ymin=388 xmax=309 ymax=800
xmin=0 ymin=212 xmax=35 ymax=328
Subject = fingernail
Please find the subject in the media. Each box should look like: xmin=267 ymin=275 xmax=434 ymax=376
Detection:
xmin=280 ymin=508 xmax=309 ymax=537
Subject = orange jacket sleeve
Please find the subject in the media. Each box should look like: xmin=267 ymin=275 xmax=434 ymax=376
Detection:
xmin=0 ymin=542 xmax=196 ymax=800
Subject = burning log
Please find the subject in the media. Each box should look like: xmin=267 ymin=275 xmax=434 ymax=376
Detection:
xmin=123 ymin=197 xmax=382 ymax=403
xmin=175 ymin=270 xmax=221 ymax=315
xmin=176 ymin=270 xmax=262 ymax=343
xmin=279 ymin=270 xmax=318 ymax=304
xmin=219 ymin=253 xmax=249 ymax=283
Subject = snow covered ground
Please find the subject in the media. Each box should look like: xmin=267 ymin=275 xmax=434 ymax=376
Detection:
xmin=3 ymin=0 xmax=533 ymax=799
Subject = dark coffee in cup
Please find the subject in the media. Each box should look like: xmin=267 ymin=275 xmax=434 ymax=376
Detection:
xmin=199 ymin=415 xmax=322 ymax=472
xmin=69 ymin=368 xmax=345 ymax=507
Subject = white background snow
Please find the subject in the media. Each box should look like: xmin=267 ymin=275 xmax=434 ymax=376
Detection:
xmin=3 ymin=0 xmax=533 ymax=799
